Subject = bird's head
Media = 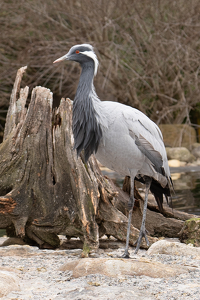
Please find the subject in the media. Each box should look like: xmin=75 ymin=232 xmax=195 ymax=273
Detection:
xmin=53 ymin=44 xmax=99 ymax=76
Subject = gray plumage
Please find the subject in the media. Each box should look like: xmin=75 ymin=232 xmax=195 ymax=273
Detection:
xmin=53 ymin=44 xmax=172 ymax=256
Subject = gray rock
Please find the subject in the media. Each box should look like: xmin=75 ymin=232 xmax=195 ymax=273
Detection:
xmin=191 ymin=143 xmax=200 ymax=158
xmin=147 ymin=239 xmax=200 ymax=258
xmin=0 ymin=245 xmax=39 ymax=257
xmin=0 ymin=237 xmax=26 ymax=247
xmin=0 ymin=270 xmax=20 ymax=297
xmin=166 ymin=147 xmax=195 ymax=162
xmin=59 ymin=257 xmax=192 ymax=278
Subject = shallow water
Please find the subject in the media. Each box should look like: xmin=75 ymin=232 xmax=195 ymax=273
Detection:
xmin=0 ymin=229 xmax=6 ymax=237
xmin=170 ymin=168 xmax=200 ymax=215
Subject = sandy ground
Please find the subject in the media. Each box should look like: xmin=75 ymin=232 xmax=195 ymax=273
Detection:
xmin=0 ymin=236 xmax=200 ymax=300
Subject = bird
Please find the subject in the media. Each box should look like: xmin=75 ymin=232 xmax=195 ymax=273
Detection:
xmin=53 ymin=44 xmax=172 ymax=257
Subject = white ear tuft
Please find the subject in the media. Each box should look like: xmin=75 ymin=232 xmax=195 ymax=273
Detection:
xmin=80 ymin=51 xmax=99 ymax=76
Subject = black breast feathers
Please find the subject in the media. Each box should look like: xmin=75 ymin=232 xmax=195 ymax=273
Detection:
xmin=72 ymin=94 xmax=102 ymax=162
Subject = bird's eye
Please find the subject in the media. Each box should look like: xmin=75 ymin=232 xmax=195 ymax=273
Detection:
xmin=76 ymin=50 xmax=80 ymax=54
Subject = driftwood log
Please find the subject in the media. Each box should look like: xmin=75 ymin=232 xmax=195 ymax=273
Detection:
xmin=0 ymin=67 xmax=196 ymax=254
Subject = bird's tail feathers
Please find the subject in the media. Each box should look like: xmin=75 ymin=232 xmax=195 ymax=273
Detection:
xmin=149 ymin=178 xmax=171 ymax=213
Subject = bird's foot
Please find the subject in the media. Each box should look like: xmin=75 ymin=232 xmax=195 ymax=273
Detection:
xmin=134 ymin=228 xmax=149 ymax=254
xmin=121 ymin=250 xmax=130 ymax=259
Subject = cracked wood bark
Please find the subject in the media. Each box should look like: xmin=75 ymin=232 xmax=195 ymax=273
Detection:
xmin=0 ymin=67 xmax=196 ymax=254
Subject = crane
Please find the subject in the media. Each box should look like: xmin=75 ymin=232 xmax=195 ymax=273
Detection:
xmin=53 ymin=44 xmax=172 ymax=257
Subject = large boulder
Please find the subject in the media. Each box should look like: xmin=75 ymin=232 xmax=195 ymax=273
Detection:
xmin=159 ymin=124 xmax=196 ymax=149
xmin=59 ymin=257 xmax=192 ymax=279
xmin=166 ymin=147 xmax=195 ymax=163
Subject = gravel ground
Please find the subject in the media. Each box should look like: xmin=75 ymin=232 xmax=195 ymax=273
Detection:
xmin=0 ymin=237 xmax=200 ymax=300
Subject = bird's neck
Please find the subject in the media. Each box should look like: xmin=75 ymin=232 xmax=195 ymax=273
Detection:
xmin=75 ymin=62 xmax=97 ymax=100
xmin=73 ymin=61 xmax=103 ymax=162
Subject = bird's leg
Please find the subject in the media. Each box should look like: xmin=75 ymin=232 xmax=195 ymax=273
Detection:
xmin=122 ymin=177 xmax=136 ymax=258
xmin=134 ymin=176 xmax=152 ymax=254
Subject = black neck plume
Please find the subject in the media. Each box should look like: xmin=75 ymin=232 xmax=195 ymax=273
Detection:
xmin=72 ymin=61 xmax=102 ymax=162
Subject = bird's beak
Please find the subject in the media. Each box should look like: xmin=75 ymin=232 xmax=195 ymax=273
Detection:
xmin=53 ymin=54 xmax=68 ymax=64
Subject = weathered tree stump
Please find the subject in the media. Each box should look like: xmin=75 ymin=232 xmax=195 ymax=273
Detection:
xmin=0 ymin=67 xmax=197 ymax=254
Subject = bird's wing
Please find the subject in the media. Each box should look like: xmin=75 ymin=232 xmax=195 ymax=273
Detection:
xmin=134 ymin=133 xmax=164 ymax=175
xmin=121 ymin=106 xmax=171 ymax=178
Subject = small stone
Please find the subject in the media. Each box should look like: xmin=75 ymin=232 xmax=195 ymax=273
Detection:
xmin=168 ymin=159 xmax=186 ymax=167
xmin=87 ymin=281 xmax=101 ymax=286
